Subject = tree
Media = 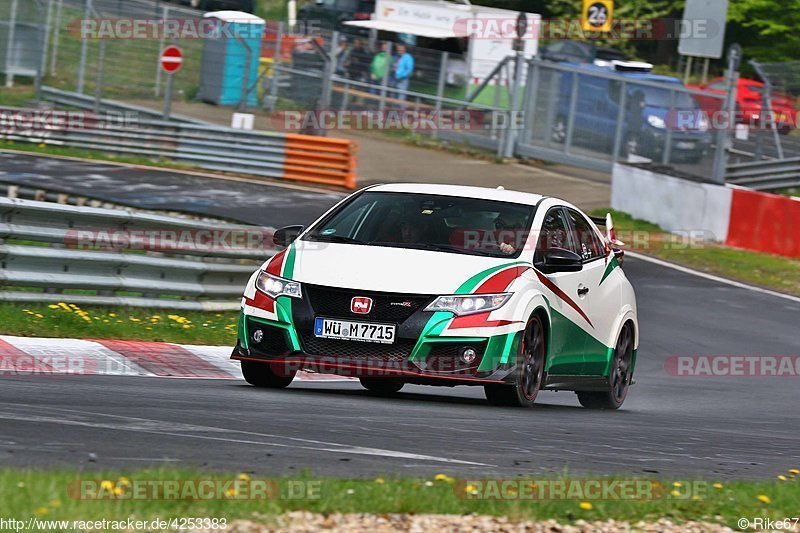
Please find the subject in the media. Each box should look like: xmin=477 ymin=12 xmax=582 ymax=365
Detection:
xmin=728 ymin=0 xmax=800 ymax=63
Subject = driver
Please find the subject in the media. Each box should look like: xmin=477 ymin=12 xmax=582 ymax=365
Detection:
xmin=494 ymin=212 xmax=528 ymax=255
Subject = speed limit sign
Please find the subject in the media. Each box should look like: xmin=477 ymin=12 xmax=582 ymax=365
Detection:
xmin=582 ymin=0 xmax=613 ymax=32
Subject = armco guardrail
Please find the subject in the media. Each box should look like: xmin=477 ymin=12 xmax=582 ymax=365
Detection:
xmin=726 ymin=157 xmax=800 ymax=191
xmin=0 ymin=103 xmax=358 ymax=189
xmin=0 ymin=197 xmax=272 ymax=311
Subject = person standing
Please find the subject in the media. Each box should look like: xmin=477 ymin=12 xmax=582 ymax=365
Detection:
xmin=392 ymin=44 xmax=414 ymax=105
xmin=370 ymin=42 xmax=391 ymax=94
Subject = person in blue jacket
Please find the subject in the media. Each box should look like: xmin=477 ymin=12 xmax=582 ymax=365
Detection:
xmin=391 ymin=44 xmax=414 ymax=106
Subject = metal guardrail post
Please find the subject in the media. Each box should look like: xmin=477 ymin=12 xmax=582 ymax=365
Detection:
xmin=379 ymin=42 xmax=392 ymax=113
xmin=154 ymin=5 xmax=168 ymax=98
xmin=662 ymin=89 xmax=676 ymax=165
xmin=321 ymin=30 xmax=338 ymax=111
xmin=711 ymin=45 xmax=741 ymax=184
xmin=611 ymin=81 xmax=628 ymax=164
xmin=76 ymin=0 xmax=92 ymax=94
xmin=5 ymin=0 xmax=19 ymax=88
xmin=50 ymin=0 xmax=63 ymax=76
xmin=35 ymin=0 xmax=54 ymax=106
xmin=433 ymin=51 xmax=447 ymax=140
xmin=564 ymin=73 xmax=580 ymax=155
xmin=503 ymin=51 xmax=525 ymax=158
xmin=93 ymin=39 xmax=106 ymax=114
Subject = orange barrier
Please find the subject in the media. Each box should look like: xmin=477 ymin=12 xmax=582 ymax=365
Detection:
xmin=283 ymin=134 xmax=358 ymax=189
xmin=726 ymin=188 xmax=800 ymax=258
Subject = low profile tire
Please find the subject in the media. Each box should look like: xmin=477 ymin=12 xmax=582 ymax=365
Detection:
xmin=241 ymin=360 xmax=295 ymax=388
xmin=359 ymin=378 xmax=404 ymax=394
xmin=577 ymin=323 xmax=634 ymax=410
xmin=484 ymin=315 xmax=545 ymax=407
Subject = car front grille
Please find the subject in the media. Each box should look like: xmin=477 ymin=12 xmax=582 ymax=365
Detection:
xmin=304 ymin=284 xmax=432 ymax=324
xmin=300 ymin=334 xmax=416 ymax=362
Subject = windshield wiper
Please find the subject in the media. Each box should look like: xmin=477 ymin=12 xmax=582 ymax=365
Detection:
xmin=306 ymin=234 xmax=365 ymax=245
xmin=396 ymin=242 xmax=501 ymax=257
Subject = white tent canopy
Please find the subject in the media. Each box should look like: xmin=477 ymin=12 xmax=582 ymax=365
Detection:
xmin=343 ymin=19 xmax=459 ymax=40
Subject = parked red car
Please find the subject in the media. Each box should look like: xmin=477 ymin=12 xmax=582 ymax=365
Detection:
xmin=689 ymin=77 xmax=798 ymax=134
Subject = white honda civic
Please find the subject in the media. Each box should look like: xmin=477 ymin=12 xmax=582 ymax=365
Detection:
xmin=232 ymin=184 xmax=639 ymax=408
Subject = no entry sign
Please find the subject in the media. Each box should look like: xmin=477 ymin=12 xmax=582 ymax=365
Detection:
xmin=160 ymin=45 xmax=183 ymax=74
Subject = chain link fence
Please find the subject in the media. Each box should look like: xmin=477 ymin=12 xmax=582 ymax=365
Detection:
xmin=1 ymin=0 xmax=749 ymax=186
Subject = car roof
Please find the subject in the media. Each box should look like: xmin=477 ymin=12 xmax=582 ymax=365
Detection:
xmin=565 ymin=62 xmax=682 ymax=84
xmin=366 ymin=183 xmax=546 ymax=206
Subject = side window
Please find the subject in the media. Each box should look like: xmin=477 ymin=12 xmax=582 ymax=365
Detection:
xmin=566 ymin=209 xmax=605 ymax=261
xmin=535 ymin=208 xmax=572 ymax=264
xmin=708 ymin=81 xmax=727 ymax=91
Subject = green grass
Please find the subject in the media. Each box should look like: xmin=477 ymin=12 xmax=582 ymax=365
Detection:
xmin=593 ymin=209 xmax=800 ymax=296
xmin=0 ymin=142 xmax=194 ymax=170
xmin=0 ymin=468 xmax=798 ymax=528
xmin=0 ymin=302 xmax=238 ymax=345
xmin=0 ymin=83 xmax=37 ymax=107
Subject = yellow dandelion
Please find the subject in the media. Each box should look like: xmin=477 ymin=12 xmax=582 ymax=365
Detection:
xmin=672 ymin=482 xmax=683 ymax=488
xmin=757 ymin=494 xmax=771 ymax=505
xmin=579 ymin=502 xmax=593 ymax=511
xmin=465 ymin=484 xmax=476 ymax=493
xmin=225 ymin=488 xmax=237 ymax=497
xmin=49 ymin=499 xmax=61 ymax=508
xmin=48 ymin=305 xmax=60 ymax=309
xmin=374 ymin=478 xmax=385 ymax=484
xmin=100 ymin=480 xmax=114 ymax=491
xmin=670 ymin=489 xmax=682 ymax=497
xmin=34 ymin=313 xmax=44 ymax=318
xmin=506 ymin=488 xmax=516 ymax=495
xmin=237 ymin=473 xmax=250 ymax=481
xmin=109 ymin=313 xmax=117 ymax=317
xmin=34 ymin=507 xmax=48 ymax=516
xmin=778 ymin=475 xmax=787 ymax=481
xmin=117 ymin=477 xmax=131 ymax=486
xmin=713 ymin=483 xmax=723 ymax=489
xmin=113 ymin=487 xmax=124 ymax=496
xmin=790 ymin=469 xmax=799 ymax=475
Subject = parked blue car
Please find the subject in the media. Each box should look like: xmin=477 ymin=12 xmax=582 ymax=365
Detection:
xmin=551 ymin=63 xmax=712 ymax=163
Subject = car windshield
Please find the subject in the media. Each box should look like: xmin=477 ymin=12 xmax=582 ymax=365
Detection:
xmin=641 ymin=85 xmax=699 ymax=109
xmin=304 ymin=192 xmax=536 ymax=258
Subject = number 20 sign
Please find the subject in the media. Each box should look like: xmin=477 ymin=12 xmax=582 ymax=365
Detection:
xmin=582 ymin=0 xmax=613 ymax=33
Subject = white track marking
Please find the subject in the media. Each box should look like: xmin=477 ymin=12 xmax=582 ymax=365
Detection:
xmin=627 ymin=252 xmax=800 ymax=304
xmin=0 ymin=405 xmax=491 ymax=466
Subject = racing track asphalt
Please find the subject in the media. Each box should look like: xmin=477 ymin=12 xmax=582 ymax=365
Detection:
xmin=0 ymin=152 xmax=797 ymax=479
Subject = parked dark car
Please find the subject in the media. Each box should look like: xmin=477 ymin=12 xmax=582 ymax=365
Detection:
xmin=552 ymin=63 xmax=712 ymax=163
xmin=298 ymin=0 xmax=375 ymax=32
xmin=540 ymin=40 xmax=625 ymax=65
xmin=172 ymin=0 xmax=255 ymax=13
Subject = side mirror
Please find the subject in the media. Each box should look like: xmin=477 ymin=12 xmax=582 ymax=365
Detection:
xmin=273 ymin=225 xmax=305 ymax=248
xmin=541 ymin=247 xmax=583 ymax=274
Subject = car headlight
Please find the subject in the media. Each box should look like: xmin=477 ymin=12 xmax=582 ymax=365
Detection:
xmin=647 ymin=114 xmax=666 ymax=129
xmin=425 ymin=293 xmax=511 ymax=316
xmin=255 ymin=271 xmax=302 ymax=299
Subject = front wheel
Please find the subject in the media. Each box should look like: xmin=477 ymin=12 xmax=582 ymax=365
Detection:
xmin=359 ymin=378 xmax=404 ymax=394
xmin=577 ymin=323 xmax=634 ymax=410
xmin=484 ymin=315 xmax=545 ymax=407
xmin=241 ymin=360 xmax=295 ymax=388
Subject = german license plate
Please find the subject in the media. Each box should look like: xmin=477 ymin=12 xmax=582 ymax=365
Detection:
xmin=675 ymin=141 xmax=696 ymax=150
xmin=314 ymin=317 xmax=396 ymax=344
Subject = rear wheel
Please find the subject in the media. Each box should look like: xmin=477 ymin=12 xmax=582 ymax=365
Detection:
xmin=241 ymin=360 xmax=295 ymax=388
xmin=484 ymin=315 xmax=545 ymax=407
xmin=577 ymin=323 xmax=633 ymax=409
xmin=359 ymin=378 xmax=404 ymax=394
